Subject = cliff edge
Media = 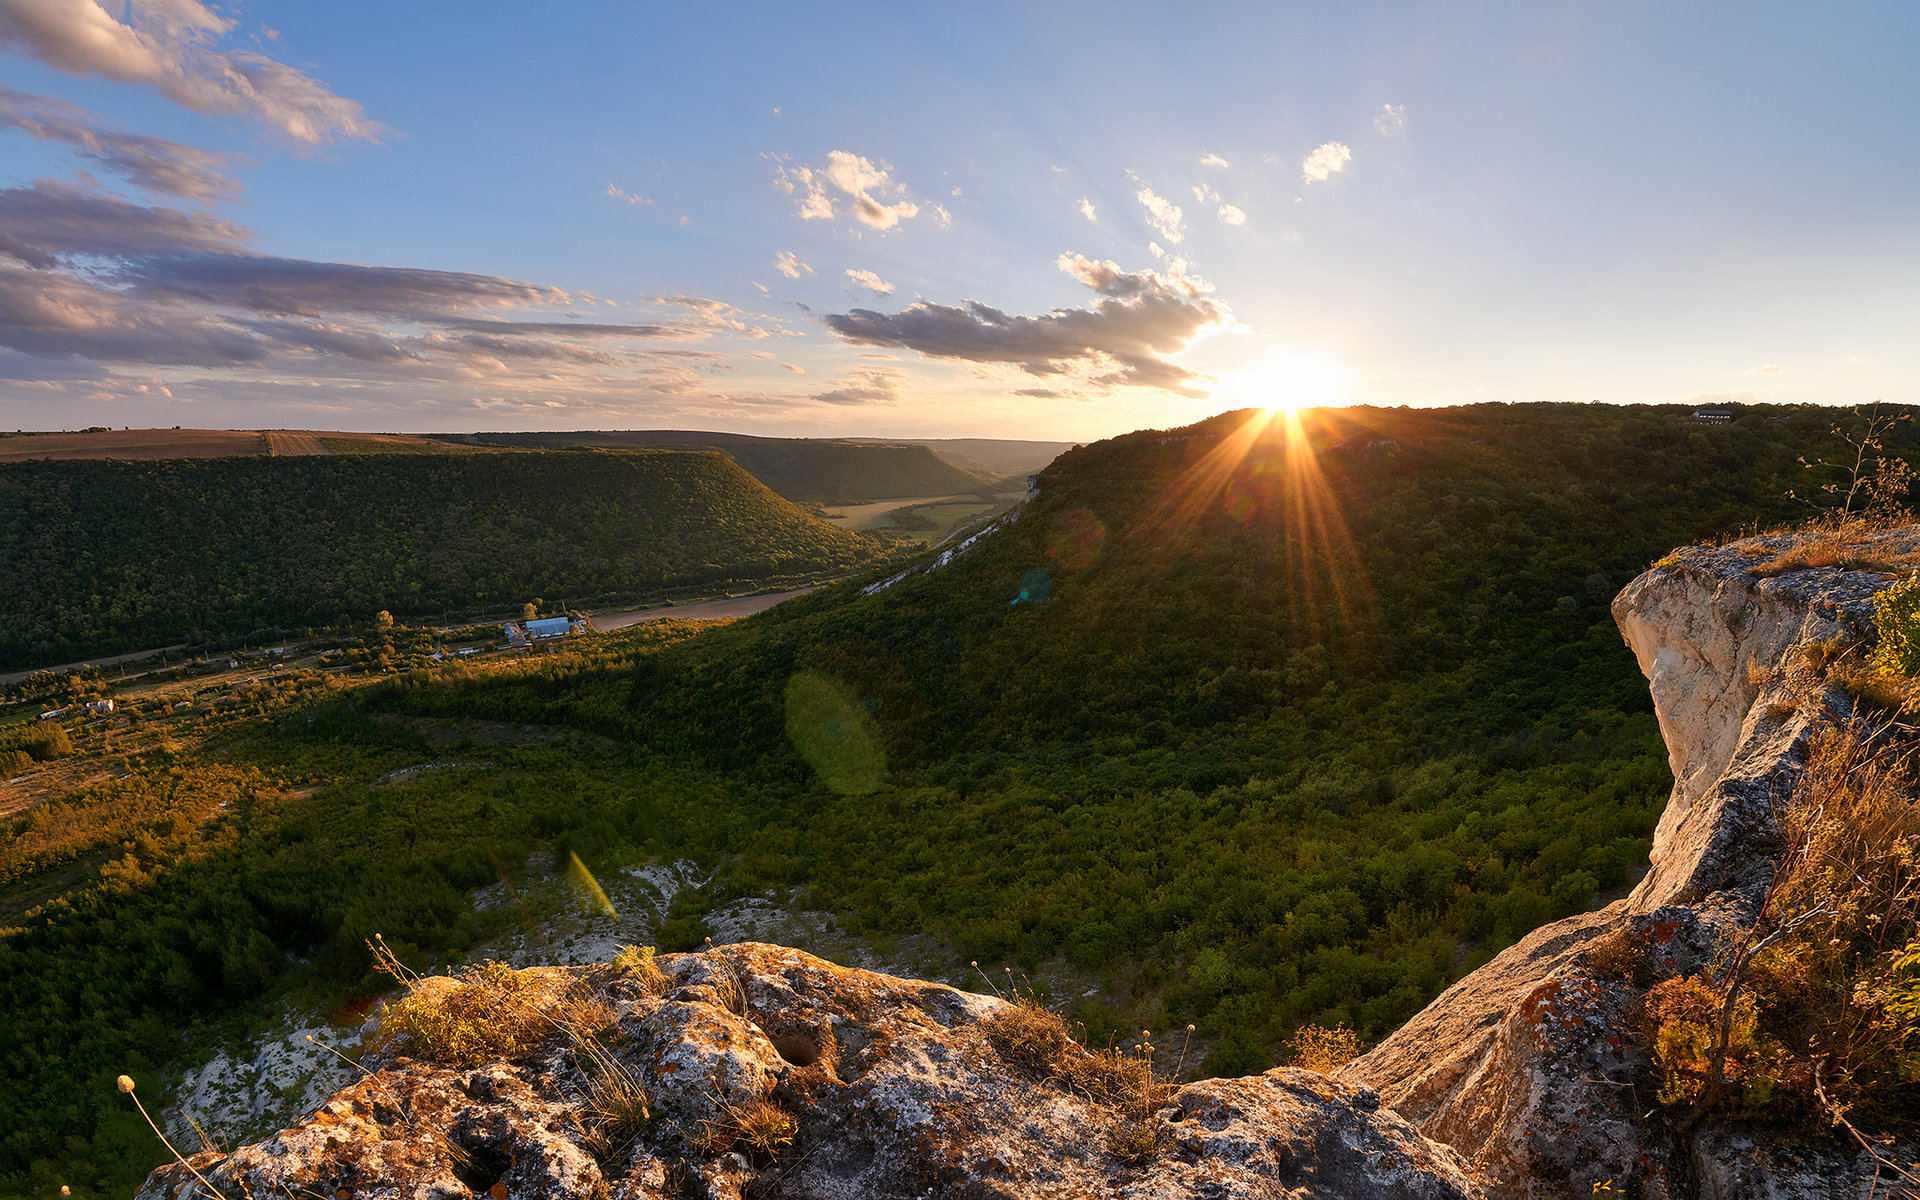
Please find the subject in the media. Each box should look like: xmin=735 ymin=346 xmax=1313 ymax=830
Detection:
xmin=1344 ymin=529 xmax=1905 ymax=1198
xmin=138 ymin=942 xmax=1477 ymax=1200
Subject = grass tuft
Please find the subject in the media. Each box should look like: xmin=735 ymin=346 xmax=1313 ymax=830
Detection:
xmin=611 ymin=944 xmax=670 ymax=997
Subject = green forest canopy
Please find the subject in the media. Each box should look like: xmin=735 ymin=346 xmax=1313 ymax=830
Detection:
xmin=0 ymin=448 xmax=898 ymax=669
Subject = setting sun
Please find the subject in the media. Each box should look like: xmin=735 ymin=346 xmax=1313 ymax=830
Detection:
xmin=1220 ymin=353 xmax=1343 ymax=414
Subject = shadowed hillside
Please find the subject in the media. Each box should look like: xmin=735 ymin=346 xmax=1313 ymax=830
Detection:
xmin=0 ymin=449 xmax=895 ymax=668
xmin=464 ymin=429 xmax=998 ymax=502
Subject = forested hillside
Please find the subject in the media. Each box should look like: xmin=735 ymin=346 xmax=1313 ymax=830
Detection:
xmin=3 ymin=402 xmax=1910 ymax=1195
xmin=466 ymin=429 xmax=998 ymax=502
xmin=0 ymin=450 xmax=894 ymax=668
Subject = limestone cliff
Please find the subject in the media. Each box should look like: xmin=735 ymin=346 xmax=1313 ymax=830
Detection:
xmin=137 ymin=944 xmax=1477 ymax=1200
xmin=1344 ymin=530 xmax=1902 ymax=1198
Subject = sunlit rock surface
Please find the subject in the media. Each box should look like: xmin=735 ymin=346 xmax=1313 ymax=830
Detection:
xmin=1344 ymin=527 xmax=1909 ymax=1198
xmin=139 ymin=943 xmax=1478 ymax=1200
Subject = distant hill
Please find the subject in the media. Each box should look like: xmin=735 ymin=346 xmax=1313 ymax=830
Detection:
xmin=845 ymin=436 xmax=1075 ymax=480
xmin=0 ymin=428 xmax=269 ymax=461
xmin=460 ymin=430 xmax=997 ymax=503
xmin=0 ymin=450 xmax=895 ymax=668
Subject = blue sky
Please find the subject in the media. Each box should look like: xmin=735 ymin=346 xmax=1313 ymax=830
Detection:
xmin=0 ymin=1 xmax=1915 ymax=439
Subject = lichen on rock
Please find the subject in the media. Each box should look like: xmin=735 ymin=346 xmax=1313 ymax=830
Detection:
xmin=139 ymin=942 xmax=1477 ymax=1200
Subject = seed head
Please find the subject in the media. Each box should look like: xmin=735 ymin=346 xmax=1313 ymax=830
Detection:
xmin=117 ymin=1074 xmax=136 ymax=1093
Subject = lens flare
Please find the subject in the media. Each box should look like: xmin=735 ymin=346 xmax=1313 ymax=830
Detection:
xmin=784 ymin=670 xmax=885 ymax=794
xmin=1131 ymin=408 xmax=1373 ymax=634
xmin=1010 ymin=569 xmax=1053 ymax=606
xmin=567 ymin=851 xmax=617 ymax=917
xmin=1048 ymin=508 xmax=1108 ymax=570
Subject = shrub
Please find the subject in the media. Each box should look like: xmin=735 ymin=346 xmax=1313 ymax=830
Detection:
xmin=1284 ymin=1023 xmax=1364 ymax=1072
xmin=370 ymin=942 xmax=556 ymax=1067
xmin=612 ymin=944 xmax=670 ymax=997
xmin=1650 ymin=724 xmax=1920 ymax=1132
xmin=696 ymin=1097 xmax=795 ymax=1162
xmin=1874 ymin=575 xmax=1920 ymax=677
xmin=980 ymin=996 xmax=1076 ymax=1078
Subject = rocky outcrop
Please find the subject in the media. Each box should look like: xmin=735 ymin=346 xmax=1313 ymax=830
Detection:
xmin=140 ymin=943 xmax=1478 ymax=1200
xmin=1343 ymin=530 xmax=1902 ymax=1197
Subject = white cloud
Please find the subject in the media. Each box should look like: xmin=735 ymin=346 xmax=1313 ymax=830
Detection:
xmin=771 ymin=150 xmax=919 ymax=231
xmin=845 ymin=267 xmax=894 ymax=295
xmin=1745 ymin=363 xmax=1789 ymax=375
xmin=604 ymin=183 xmax=655 ymax=206
xmin=1129 ymin=176 xmax=1185 ymax=244
xmin=950 ymin=185 xmax=962 ymax=197
xmin=812 ymin=366 xmax=904 ymax=406
xmin=1301 ymin=141 xmax=1352 ymax=184
xmin=1200 ymin=152 xmax=1229 ymax=168
xmin=1078 ymin=197 xmax=1097 ymax=222
xmin=780 ymin=362 xmax=804 ymax=373
xmin=772 ymin=251 xmax=813 ymax=279
xmin=1217 ymin=204 xmax=1246 ymax=226
xmin=678 ymin=215 xmax=689 ymax=226
xmin=1193 ymin=183 xmax=1218 ymax=204
xmin=931 ymin=203 xmax=952 ymax=229
xmin=0 ymin=0 xmax=381 ymax=143
xmin=1374 ymin=104 xmax=1406 ymax=136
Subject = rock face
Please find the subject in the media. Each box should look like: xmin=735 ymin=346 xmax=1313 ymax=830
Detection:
xmin=139 ymin=943 xmax=1478 ymax=1200
xmin=1343 ymin=530 xmax=1903 ymax=1198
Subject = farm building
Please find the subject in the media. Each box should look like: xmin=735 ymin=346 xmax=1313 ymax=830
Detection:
xmin=525 ymin=617 xmax=574 ymax=640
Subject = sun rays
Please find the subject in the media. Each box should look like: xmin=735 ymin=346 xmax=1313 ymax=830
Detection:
xmin=1131 ymin=407 xmax=1374 ymax=634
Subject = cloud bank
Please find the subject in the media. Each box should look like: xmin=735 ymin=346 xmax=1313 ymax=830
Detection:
xmin=822 ymin=252 xmax=1230 ymax=395
xmin=0 ymin=85 xmax=242 ymax=202
xmin=0 ymin=0 xmax=381 ymax=143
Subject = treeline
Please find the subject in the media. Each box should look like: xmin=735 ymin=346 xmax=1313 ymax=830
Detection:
xmin=0 ymin=449 xmax=898 ymax=668
xmin=467 ymin=430 xmax=998 ymax=502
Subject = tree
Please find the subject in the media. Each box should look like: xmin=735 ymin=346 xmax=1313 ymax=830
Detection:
xmin=1791 ymin=402 xmax=1918 ymax=524
xmin=374 ymin=610 xmax=394 ymax=631
xmin=523 ymin=600 xmax=542 ymax=622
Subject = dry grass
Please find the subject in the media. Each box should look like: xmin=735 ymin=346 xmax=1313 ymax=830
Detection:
xmin=369 ymin=940 xmax=566 ymax=1067
xmin=979 ymin=997 xmax=1184 ymax=1165
xmin=1647 ymin=723 xmax=1920 ymax=1133
xmin=573 ymin=1036 xmax=651 ymax=1158
xmin=980 ymin=996 xmax=1077 ymax=1078
xmin=1583 ymin=927 xmax=1649 ymax=985
xmin=1283 ymin=1023 xmax=1365 ymax=1073
xmin=611 ymin=943 xmax=670 ymax=997
xmin=694 ymin=1097 xmax=796 ymax=1162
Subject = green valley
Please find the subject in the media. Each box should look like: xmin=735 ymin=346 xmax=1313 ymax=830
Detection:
xmin=2 ymin=401 xmax=1912 ymax=1196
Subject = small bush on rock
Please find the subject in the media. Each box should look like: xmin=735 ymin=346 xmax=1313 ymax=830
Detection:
xmin=1284 ymin=1023 xmax=1364 ymax=1072
xmin=370 ymin=939 xmax=556 ymax=1067
xmin=612 ymin=944 xmax=670 ymax=997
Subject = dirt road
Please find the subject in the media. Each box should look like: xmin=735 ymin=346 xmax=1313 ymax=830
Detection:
xmin=588 ymin=587 xmax=819 ymax=631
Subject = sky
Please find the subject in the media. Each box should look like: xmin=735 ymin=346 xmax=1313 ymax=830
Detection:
xmin=0 ymin=1 xmax=1915 ymax=441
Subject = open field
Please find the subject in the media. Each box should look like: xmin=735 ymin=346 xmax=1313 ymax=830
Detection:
xmin=822 ymin=490 xmax=1027 ymax=543
xmin=0 ymin=428 xmax=267 ymax=460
